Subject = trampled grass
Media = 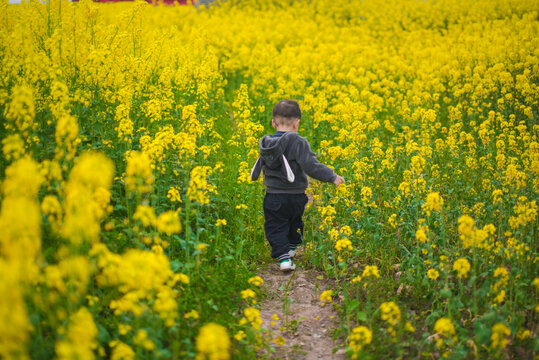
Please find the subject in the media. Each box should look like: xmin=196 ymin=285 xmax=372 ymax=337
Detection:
xmin=0 ymin=0 xmax=537 ymax=358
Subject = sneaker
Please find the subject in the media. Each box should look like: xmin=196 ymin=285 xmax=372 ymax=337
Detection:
xmin=289 ymin=249 xmax=296 ymax=258
xmin=280 ymin=259 xmax=296 ymax=272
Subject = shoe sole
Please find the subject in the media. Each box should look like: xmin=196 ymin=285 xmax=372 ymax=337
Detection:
xmin=280 ymin=266 xmax=296 ymax=272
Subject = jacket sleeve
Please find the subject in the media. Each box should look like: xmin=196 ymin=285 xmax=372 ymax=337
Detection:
xmin=295 ymin=138 xmax=337 ymax=183
xmin=250 ymin=157 xmax=263 ymax=181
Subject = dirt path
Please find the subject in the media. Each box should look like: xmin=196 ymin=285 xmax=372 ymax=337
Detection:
xmin=258 ymin=251 xmax=346 ymax=359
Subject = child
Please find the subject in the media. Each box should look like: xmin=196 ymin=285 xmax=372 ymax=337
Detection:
xmin=250 ymin=100 xmax=345 ymax=271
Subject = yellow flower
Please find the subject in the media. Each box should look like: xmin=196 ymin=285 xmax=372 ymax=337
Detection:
xmin=492 ymin=189 xmax=504 ymax=204
xmin=434 ymin=317 xmax=457 ymax=348
xmin=388 ymin=213 xmax=398 ymax=228
xmin=156 ymin=210 xmax=182 ymax=235
xmin=125 ymin=151 xmax=154 ymax=194
xmin=110 ymin=341 xmax=135 ymax=360
xmin=2 ymin=156 xmax=43 ymax=198
xmin=517 ymin=329 xmax=530 ymax=340
xmin=167 ymin=186 xmax=182 ymax=203
xmin=233 ymin=331 xmax=246 ymax=341
xmin=197 ymin=243 xmax=208 ymax=252
xmin=340 ymin=225 xmax=352 ymax=236
xmin=272 ymin=336 xmax=286 ymax=346
xmin=177 ymin=273 xmax=190 ymax=285
xmin=416 ymin=227 xmax=428 ymax=243
xmin=187 ymin=166 xmax=216 ymax=205
xmin=422 ymin=192 xmax=444 ymax=216
xmin=492 ymin=266 xmax=509 ymax=291
xmin=55 ymin=114 xmax=80 ymax=161
xmin=185 ymin=310 xmax=200 ymax=320
xmin=320 ymin=290 xmax=333 ymax=306
xmin=247 ymin=276 xmax=264 ymax=286
xmin=493 ymin=290 xmax=505 ymax=304
xmin=55 ymin=307 xmax=98 ymax=360
xmin=411 ymin=155 xmax=426 ymax=174
xmin=453 ymin=258 xmax=471 ymax=279
xmin=241 ymin=289 xmax=256 ymax=299
xmin=349 ymin=325 xmax=372 ymax=352
xmin=2 ymin=134 xmax=25 ymax=161
xmin=490 ymin=323 xmax=510 ymax=349
xmin=62 ymin=152 xmax=114 ymax=245
xmin=242 ymin=307 xmax=262 ymax=330
xmin=379 ymin=301 xmax=401 ymax=327
xmin=335 ymin=237 xmax=353 ymax=251
xmin=427 ymin=269 xmax=439 ymax=280
xmin=4 ymin=84 xmax=36 ymax=137
xmin=0 ymin=260 xmax=33 ymax=358
xmin=237 ymin=161 xmax=252 ymax=183
xmin=134 ymin=205 xmax=157 ymax=227
xmin=362 ymin=265 xmax=380 ymax=279
xmin=457 ymin=215 xmax=478 ymax=248
xmin=360 ymin=186 xmax=373 ymax=206
xmin=215 ymin=219 xmax=227 ymax=226
xmin=41 ymin=195 xmax=62 ymax=224
xmin=118 ymin=324 xmax=132 ymax=335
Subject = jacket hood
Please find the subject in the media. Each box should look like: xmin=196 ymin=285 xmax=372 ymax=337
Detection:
xmin=259 ymin=132 xmax=294 ymax=168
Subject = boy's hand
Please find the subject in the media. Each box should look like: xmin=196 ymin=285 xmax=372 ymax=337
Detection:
xmin=333 ymin=175 xmax=345 ymax=187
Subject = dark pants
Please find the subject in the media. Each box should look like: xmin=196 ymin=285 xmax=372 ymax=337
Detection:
xmin=263 ymin=192 xmax=308 ymax=259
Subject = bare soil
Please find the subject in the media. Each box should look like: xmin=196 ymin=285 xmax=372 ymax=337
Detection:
xmin=258 ymin=250 xmax=346 ymax=360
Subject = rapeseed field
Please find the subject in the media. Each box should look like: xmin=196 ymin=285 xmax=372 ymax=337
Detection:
xmin=0 ymin=0 xmax=537 ymax=358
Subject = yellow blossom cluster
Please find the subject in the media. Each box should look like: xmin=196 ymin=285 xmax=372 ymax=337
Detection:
xmin=55 ymin=307 xmax=98 ymax=360
xmin=125 ymin=151 xmax=154 ymax=195
xmin=320 ymin=290 xmax=333 ymax=306
xmin=349 ymin=325 xmax=372 ymax=356
xmin=92 ymin=244 xmax=182 ymax=327
xmin=196 ymin=323 xmax=230 ymax=360
xmin=187 ymin=166 xmax=217 ymax=205
xmin=433 ymin=317 xmax=457 ymax=348
xmin=452 ymin=258 xmax=471 ymax=279
xmin=490 ymin=323 xmax=511 ymax=349
xmin=239 ymin=307 xmax=263 ymax=331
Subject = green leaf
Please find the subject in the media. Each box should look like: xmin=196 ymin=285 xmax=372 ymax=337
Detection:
xmin=480 ymin=311 xmax=498 ymax=325
xmin=347 ymin=299 xmax=360 ymax=312
xmin=440 ymin=288 xmax=452 ymax=299
xmin=474 ymin=321 xmax=490 ymax=344
xmin=97 ymin=323 xmax=111 ymax=344
xmin=450 ymin=296 xmax=464 ymax=309
xmin=425 ymin=310 xmax=441 ymax=326
xmin=170 ymin=260 xmax=182 ymax=272
xmin=356 ymin=311 xmax=367 ymax=322
xmin=158 ymin=349 xmax=172 ymax=358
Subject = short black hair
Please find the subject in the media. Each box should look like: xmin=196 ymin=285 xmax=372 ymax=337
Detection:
xmin=272 ymin=100 xmax=301 ymax=120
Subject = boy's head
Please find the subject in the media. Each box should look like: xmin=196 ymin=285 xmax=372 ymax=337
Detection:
xmin=272 ymin=100 xmax=301 ymax=129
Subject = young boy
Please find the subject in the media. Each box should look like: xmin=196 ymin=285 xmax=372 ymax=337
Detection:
xmin=250 ymin=100 xmax=345 ymax=272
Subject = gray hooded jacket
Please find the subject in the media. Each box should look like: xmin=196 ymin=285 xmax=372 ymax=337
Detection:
xmin=250 ymin=132 xmax=336 ymax=193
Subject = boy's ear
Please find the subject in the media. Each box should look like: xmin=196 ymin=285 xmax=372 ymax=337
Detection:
xmin=294 ymin=118 xmax=300 ymax=129
xmin=271 ymin=118 xmax=277 ymax=129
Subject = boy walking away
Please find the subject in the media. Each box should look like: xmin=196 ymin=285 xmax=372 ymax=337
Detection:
xmin=250 ymin=100 xmax=345 ymax=272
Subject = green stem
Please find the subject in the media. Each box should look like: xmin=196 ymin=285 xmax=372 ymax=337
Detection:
xmin=284 ymin=266 xmax=297 ymax=332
